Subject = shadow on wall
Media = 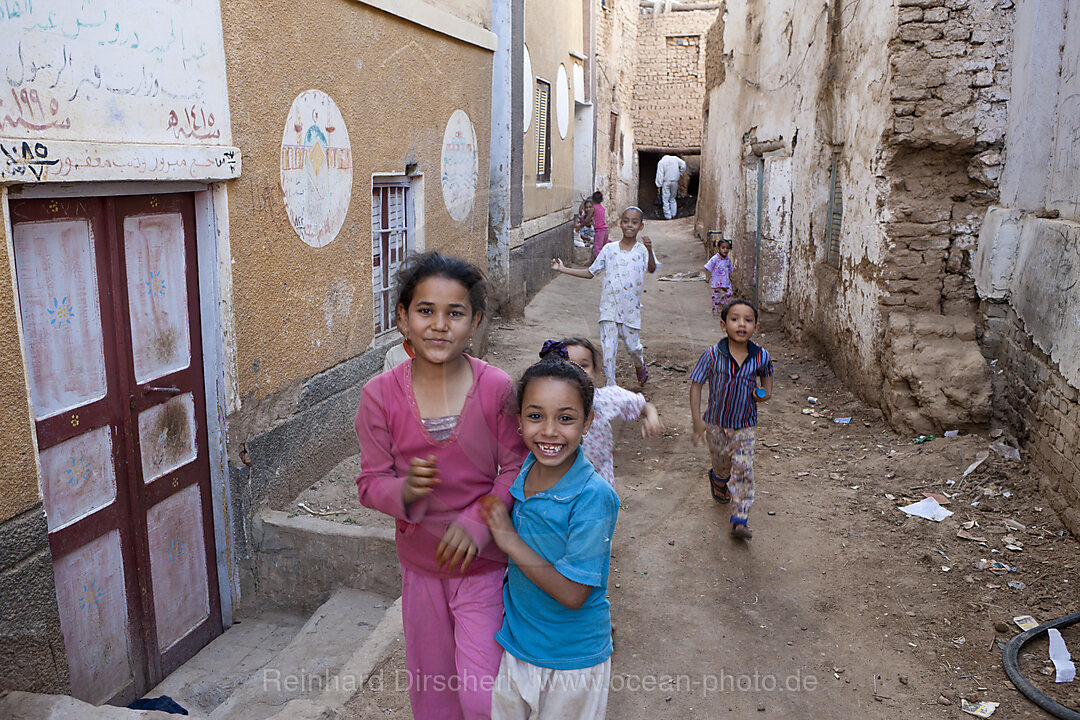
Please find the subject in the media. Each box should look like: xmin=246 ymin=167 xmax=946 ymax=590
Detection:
xmin=637 ymin=150 xmax=700 ymax=219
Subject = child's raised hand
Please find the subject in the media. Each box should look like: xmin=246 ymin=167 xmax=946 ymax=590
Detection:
xmin=404 ymin=455 xmax=440 ymax=506
xmin=478 ymin=494 xmax=517 ymax=553
xmin=435 ymin=523 xmax=479 ymax=574
xmin=641 ymin=235 xmax=653 ymax=251
xmin=551 ymin=257 xmax=566 ymax=272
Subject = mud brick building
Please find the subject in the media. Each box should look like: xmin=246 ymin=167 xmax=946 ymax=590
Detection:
xmin=0 ymin=0 xmax=495 ymax=702
xmin=696 ymin=0 xmax=1080 ymax=537
xmin=633 ymin=3 xmax=718 ymax=210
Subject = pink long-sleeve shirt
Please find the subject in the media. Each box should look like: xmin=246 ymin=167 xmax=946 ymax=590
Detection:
xmin=355 ymin=355 xmax=527 ymax=577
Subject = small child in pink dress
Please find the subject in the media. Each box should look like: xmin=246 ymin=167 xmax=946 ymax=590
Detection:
xmin=591 ymin=191 xmax=609 ymax=259
xmin=704 ymin=237 xmax=734 ymax=315
xmin=560 ymin=337 xmax=663 ymax=485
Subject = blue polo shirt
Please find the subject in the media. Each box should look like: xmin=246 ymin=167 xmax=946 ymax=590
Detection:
xmin=495 ymin=449 xmax=619 ymax=670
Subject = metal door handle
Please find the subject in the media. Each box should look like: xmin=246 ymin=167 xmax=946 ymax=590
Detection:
xmin=140 ymin=384 xmax=182 ymax=396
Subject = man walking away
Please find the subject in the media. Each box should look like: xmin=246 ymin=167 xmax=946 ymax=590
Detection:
xmin=655 ymin=154 xmax=687 ymax=220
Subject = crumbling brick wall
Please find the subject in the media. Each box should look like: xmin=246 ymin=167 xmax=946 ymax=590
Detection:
xmin=633 ymin=8 xmax=718 ymax=149
xmin=881 ymin=0 xmax=1012 ymax=316
xmin=979 ymin=301 xmax=1080 ymax=537
xmin=876 ymin=0 xmax=1013 ymax=434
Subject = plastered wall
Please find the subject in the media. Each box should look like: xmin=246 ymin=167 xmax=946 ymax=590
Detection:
xmin=523 ymin=0 xmax=584 ymax=222
xmin=220 ymin=0 xmax=493 ymax=408
xmin=594 ymin=0 xmax=640 ymax=214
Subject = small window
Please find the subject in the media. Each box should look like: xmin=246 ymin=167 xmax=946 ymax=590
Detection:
xmin=609 ymin=112 xmax=618 ymax=153
xmin=535 ymin=80 xmax=551 ymax=183
xmin=372 ymin=178 xmax=413 ymax=336
xmin=825 ymin=148 xmax=843 ymax=267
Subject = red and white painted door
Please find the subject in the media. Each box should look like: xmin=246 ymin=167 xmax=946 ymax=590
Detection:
xmin=10 ymin=194 xmax=222 ymax=704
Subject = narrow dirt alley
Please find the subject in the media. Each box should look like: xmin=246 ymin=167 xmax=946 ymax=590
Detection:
xmin=343 ymin=217 xmax=1080 ymax=719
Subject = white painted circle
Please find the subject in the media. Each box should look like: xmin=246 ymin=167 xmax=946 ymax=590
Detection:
xmin=440 ymin=110 xmax=479 ymax=222
xmin=573 ymin=63 xmax=585 ymax=104
xmin=556 ymin=64 xmax=570 ymax=139
xmin=280 ymin=90 xmax=353 ymax=248
xmin=523 ymin=46 xmax=533 ymax=134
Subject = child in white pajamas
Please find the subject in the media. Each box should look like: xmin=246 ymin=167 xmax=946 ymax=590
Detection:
xmin=551 ymin=207 xmax=658 ymax=387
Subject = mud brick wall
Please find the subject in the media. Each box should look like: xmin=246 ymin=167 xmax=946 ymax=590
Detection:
xmin=979 ymin=301 xmax=1080 ymax=538
xmin=703 ymin=7 xmax=726 ymax=92
xmin=880 ymin=0 xmax=1013 ymax=316
xmin=633 ymin=8 xmax=717 ymax=149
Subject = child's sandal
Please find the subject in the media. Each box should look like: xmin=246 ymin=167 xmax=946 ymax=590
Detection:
xmin=730 ymin=524 xmax=752 ymax=539
xmin=636 ymin=365 xmax=649 ymax=385
xmin=708 ymin=470 xmax=731 ymax=504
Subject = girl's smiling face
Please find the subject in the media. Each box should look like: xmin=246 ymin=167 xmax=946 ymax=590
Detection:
xmin=565 ymin=344 xmax=599 ymax=384
xmin=397 ymin=275 xmax=481 ymax=365
xmin=620 ymin=209 xmax=644 ymax=239
xmin=519 ymin=376 xmax=592 ymax=473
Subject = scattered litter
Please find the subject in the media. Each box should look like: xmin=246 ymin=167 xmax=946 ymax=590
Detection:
xmin=960 ymin=699 xmax=999 ymax=717
xmin=1001 ymin=489 xmax=1012 ymax=498
xmin=973 ymin=559 xmax=989 ymax=570
xmin=655 ymin=486 xmax=663 ymax=490
xmin=913 ymin=434 xmax=935 ymax=444
xmin=952 ymin=636 xmax=966 ymax=645
xmin=833 ymin=417 xmax=851 ymax=424
xmin=988 ymin=561 xmax=1015 ymax=573
xmin=1003 ymin=519 xmax=1026 ymax=531
xmin=942 ymin=566 xmax=952 ymax=572
xmin=885 ymin=493 xmax=896 ymax=500
xmin=658 ymin=270 xmax=705 ymax=282
xmin=1005 ymin=544 xmax=1023 ymax=552
xmin=807 ymin=396 xmax=819 ymax=404
xmin=990 ymin=441 xmax=1020 ymax=461
xmin=849 ymin=485 xmax=860 ymax=490
xmin=789 ymin=374 xmax=800 ymax=381
xmin=957 ymin=529 xmax=987 ymax=543
xmin=937 ymin=695 xmax=952 ymax=706
xmin=1048 ymin=629 xmax=1076 ymax=683
xmin=1007 ymin=580 xmax=1027 ymax=591
xmin=899 ymin=496 xmax=953 ymax=522
xmin=962 ymin=451 xmax=990 ymax=478
xmin=962 ymin=519 xmax=980 ymax=529
xmin=944 ymin=429 xmax=959 ymax=437
xmin=923 ymin=492 xmax=951 ymax=505
xmin=762 ymin=441 xmax=780 ymax=447
xmin=1013 ymin=615 xmax=1039 ymax=631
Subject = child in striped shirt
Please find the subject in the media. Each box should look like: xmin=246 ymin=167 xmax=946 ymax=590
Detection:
xmin=689 ymin=299 xmax=773 ymax=539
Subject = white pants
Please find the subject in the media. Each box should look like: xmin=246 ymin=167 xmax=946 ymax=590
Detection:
xmin=660 ymin=181 xmax=678 ymax=219
xmin=491 ymin=651 xmax=611 ymax=720
xmin=599 ymin=321 xmax=644 ymax=387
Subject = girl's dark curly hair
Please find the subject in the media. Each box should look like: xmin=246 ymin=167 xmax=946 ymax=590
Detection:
xmin=516 ymin=343 xmax=595 ymax=416
xmin=394 ymin=251 xmax=488 ymax=317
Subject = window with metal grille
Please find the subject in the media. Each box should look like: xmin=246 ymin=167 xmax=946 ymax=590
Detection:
xmin=535 ymin=79 xmax=551 ymax=182
xmin=825 ymin=148 xmax=843 ymax=267
xmin=372 ymin=179 xmax=413 ymax=336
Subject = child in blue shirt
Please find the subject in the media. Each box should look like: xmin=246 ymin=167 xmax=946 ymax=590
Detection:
xmin=480 ymin=341 xmax=618 ymax=719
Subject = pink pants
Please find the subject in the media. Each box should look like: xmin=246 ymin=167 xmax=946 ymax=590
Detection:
xmin=401 ymin=565 xmax=506 ymax=720
xmin=592 ymin=227 xmax=610 ymax=258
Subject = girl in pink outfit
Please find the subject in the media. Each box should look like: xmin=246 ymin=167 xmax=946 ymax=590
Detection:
xmin=356 ymin=252 xmax=527 ymax=720
xmin=591 ymin=191 xmax=609 ymax=259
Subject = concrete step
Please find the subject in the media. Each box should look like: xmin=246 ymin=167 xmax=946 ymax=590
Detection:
xmin=146 ymin=610 xmax=306 ymax=716
xmin=208 ymin=588 xmax=391 ymax=720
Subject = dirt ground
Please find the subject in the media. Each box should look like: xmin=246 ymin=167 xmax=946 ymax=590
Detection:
xmin=308 ymin=217 xmax=1080 ymax=719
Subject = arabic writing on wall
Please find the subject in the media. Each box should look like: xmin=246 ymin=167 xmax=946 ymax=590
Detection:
xmin=1 ymin=0 xmax=230 ymax=145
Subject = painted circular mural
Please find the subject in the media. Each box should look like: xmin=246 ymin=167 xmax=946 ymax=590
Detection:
xmin=441 ymin=110 xmax=479 ymax=222
xmin=280 ymin=90 xmax=353 ymax=248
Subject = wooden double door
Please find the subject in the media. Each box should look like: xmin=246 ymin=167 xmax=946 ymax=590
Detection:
xmin=10 ymin=194 xmax=222 ymax=704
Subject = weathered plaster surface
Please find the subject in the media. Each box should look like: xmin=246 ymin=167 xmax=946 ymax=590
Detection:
xmin=522 ymin=0 xmax=584 ymax=223
xmin=594 ymin=0 xmax=640 ymax=214
xmin=0 ymin=186 xmax=41 ymax=522
xmin=220 ymin=0 xmax=493 ymax=405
